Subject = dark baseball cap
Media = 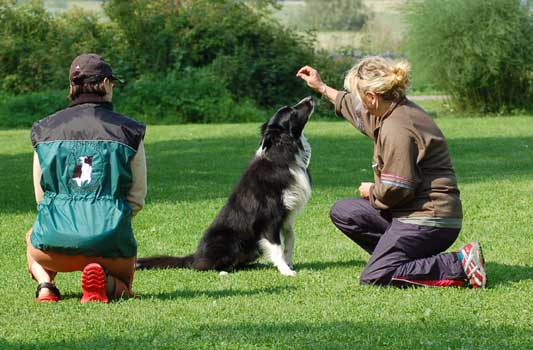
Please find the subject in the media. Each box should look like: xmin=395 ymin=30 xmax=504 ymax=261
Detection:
xmin=69 ymin=53 xmax=123 ymax=84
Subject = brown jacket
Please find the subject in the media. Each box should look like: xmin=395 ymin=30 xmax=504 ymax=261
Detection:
xmin=335 ymin=92 xmax=462 ymax=227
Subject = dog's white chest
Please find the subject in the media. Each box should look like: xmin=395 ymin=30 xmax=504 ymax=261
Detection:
xmin=282 ymin=167 xmax=311 ymax=212
xmin=282 ymin=134 xmax=312 ymax=213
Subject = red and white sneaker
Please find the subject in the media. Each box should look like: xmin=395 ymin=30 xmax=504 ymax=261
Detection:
xmin=459 ymin=241 xmax=487 ymax=288
xmin=81 ymin=263 xmax=109 ymax=303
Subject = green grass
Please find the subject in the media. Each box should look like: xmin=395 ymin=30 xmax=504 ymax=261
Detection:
xmin=1 ymin=115 xmax=532 ymax=349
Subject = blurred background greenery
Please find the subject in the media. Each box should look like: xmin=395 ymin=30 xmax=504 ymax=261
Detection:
xmin=0 ymin=0 xmax=531 ymax=127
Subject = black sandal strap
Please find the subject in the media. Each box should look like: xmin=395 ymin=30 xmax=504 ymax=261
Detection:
xmin=35 ymin=282 xmax=61 ymax=299
xmin=106 ymin=275 xmax=117 ymax=300
xmin=99 ymin=267 xmax=116 ymax=299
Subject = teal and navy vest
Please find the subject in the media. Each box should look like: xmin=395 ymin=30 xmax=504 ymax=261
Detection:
xmin=30 ymin=94 xmax=145 ymax=258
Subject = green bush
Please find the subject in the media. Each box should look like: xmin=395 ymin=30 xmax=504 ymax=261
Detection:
xmin=114 ymin=67 xmax=268 ymax=124
xmin=103 ymin=0 xmax=318 ymax=107
xmin=0 ymin=90 xmax=68 ymax=128
xmin=102 ymin=0 xmax=182 ymax=78
xmin=0 ymin=0 xmax=349 ymax=125
xmin=405 ymin=0 xmax=533 ymax=112
xmin=0 ymin=1 xmax=116 ymax=93
xmin=0 ymin=67 xmax=269 ymax=127
xmin=1 ymin=0 xmax=321 ymax=113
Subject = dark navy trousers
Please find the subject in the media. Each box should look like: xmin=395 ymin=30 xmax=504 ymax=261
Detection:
xmin=330 ymin=199 xmax=467 ymax=287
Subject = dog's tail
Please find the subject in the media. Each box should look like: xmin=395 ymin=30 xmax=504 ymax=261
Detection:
xmin=135 ymin=255 xmax=195 ymax=270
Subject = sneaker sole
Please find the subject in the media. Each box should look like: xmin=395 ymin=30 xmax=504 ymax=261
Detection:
xmin=462 ymin=241 xmax=487 ymax=288
xmin=81 ymin=263 xmax=109 ymax=303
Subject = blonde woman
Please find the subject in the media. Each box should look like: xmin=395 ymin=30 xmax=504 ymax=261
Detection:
xmin=297 ymin=57 xmax=486 ymax=288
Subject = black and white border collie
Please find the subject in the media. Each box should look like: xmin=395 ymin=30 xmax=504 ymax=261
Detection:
xmin=136 ymin=97 xmax=314 ymax=276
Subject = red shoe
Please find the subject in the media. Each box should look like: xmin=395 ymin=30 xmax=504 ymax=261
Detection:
xmin=81 ymin=263 xmax=109 ymax=303
xmin=459 ymin=241 xmax=487 ymax=288
xmin=35 ymin=282 xmax=61 ymax=302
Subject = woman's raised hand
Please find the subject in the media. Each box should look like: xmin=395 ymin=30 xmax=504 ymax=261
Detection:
xmin=296 ymin=66 xmax=324 ymax=92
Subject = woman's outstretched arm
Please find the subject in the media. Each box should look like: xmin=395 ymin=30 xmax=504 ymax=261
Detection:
xmin=296 ymin=66 xmax=339 ymax=104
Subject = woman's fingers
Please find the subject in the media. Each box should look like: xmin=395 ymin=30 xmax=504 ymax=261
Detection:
xmin=296 ymin=65 xmax=315 ymax=78
xmin=296 ymin=66 xmax=322 ymax=89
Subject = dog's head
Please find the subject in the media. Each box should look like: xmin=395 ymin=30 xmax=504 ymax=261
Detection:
xmin=257 ymin=96 xmax=313 ymax=167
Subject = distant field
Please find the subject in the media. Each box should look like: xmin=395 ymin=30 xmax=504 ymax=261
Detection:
xmin=43 ymin=0 xmax=103 ymax=13
xmin=274 ymin=0 xmax=407 ymax=53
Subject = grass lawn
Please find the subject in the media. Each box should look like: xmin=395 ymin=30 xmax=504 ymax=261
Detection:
xmin=1 ymin=111 xmax=532 ymax=349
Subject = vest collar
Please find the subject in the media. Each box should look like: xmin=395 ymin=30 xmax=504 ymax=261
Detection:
xmin=69 ymin=93 xmax=113 ymax=110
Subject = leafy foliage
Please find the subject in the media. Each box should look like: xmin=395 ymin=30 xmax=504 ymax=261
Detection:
xmin=0 ymin=0 xmax=338 ymax=124
xmin=0 ymin=90 xmax=68 ymax=128
xmin=171 ymin=0 xmax=315 ymax=107
xmin=405 ymin=0 xmax=533 ymax=112
xmin=0 ymin=0 xmax=114 ymax=93
xmin=114 ymin=67 xmax=267 ymax=124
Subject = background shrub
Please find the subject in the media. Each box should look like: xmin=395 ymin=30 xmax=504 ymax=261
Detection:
xmin=114 ymin=67 xmax=268 ymax=124
xmin=405 ymin=0 xmax=533 ymax=112
xmin=0 ymin=90 xmax=68 ymax=128
xmin=157 ymin=0 xmax=316 ymax=107
xmin=0 ymin=0 xmax=115 ymax=93
xmin=0 ymin=0 xmax=335 ymax=125
xmin=102 ymin=0 xmax=182 ymax=78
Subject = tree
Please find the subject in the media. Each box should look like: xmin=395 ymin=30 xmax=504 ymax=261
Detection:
xmin=405 ymin=0 xmax=533 ymax=112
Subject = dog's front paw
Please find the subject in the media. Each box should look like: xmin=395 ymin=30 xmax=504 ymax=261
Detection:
xmin=280 ymin=268 xmax=297 ymax=277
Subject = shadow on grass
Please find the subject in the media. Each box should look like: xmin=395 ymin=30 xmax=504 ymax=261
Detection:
xmin=58 ymin=286 xmax=296 ymax=301
xmin=296 ymin=259 xmax=366 ymax=271
xmin=486 ymin=262 xmax=533 ymax=287
xmin=2 ymin=320 xmax=531 ymax=350
xmin=222 ymin=258 xmax=366 ymax=272
xmin=1 ymin=134 xmax=531 ymax=213
xmin=140 ymin=285 xmax=297 ymax=300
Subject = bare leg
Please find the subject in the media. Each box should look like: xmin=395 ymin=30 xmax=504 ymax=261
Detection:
xmin=26 ymin=228 xmax=136 ymax=299
xmin=26 ymin=229 xmax=58 ymax=298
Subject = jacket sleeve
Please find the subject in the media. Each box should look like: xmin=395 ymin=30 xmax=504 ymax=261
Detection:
xmin=369 ymin=128 xmax=422 ymax=210
xmin=334 ymin=91 xmax=369 ymax=136
xmin=33 ymin=152 xmax=44 ymax=204
xmin=127 ymin=141 xmax=147 ymax=217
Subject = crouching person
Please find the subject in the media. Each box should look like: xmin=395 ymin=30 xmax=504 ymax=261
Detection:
xmin=27 ymin=54 xmax=147 ymax=302
xmin=297 ymin=56 xmax=486 ymax=288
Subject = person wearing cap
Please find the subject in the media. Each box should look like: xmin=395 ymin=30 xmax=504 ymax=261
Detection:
xmin=26 ymin=53 xmax=147 ymax=302
xmin=297 ymin=57 xmax=487 ymax=288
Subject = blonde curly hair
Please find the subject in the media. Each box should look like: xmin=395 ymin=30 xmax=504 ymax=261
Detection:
xmin=344 ymin=56 xmax=411 ymax=102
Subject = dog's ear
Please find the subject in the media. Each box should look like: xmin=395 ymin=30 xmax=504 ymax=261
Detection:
xmin=259 ymin=121 xmax=272 ymax=151
xmin=261 ymin=132 xmax=273 ymax=151
xmin=290 ymin=113 xmax=304 ymax=139
xmin=267 ymin=107 xmax=292 ymax=131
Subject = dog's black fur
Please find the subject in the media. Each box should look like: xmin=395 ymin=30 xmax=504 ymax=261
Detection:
xmin=136 ymin=97 xmax=313 ymax=275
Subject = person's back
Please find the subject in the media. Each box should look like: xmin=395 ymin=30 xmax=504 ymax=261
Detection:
xmin=26 ymin=54 xmax=147 ymax=303
xmin=31 ymin=96 xmax=145 ymax=258
xmin=377 ymin=99 xmax=462 ymax=221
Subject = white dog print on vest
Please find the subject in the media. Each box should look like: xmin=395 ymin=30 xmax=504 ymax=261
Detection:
xmin=72 ymin=156 xmax=93 ymax=187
